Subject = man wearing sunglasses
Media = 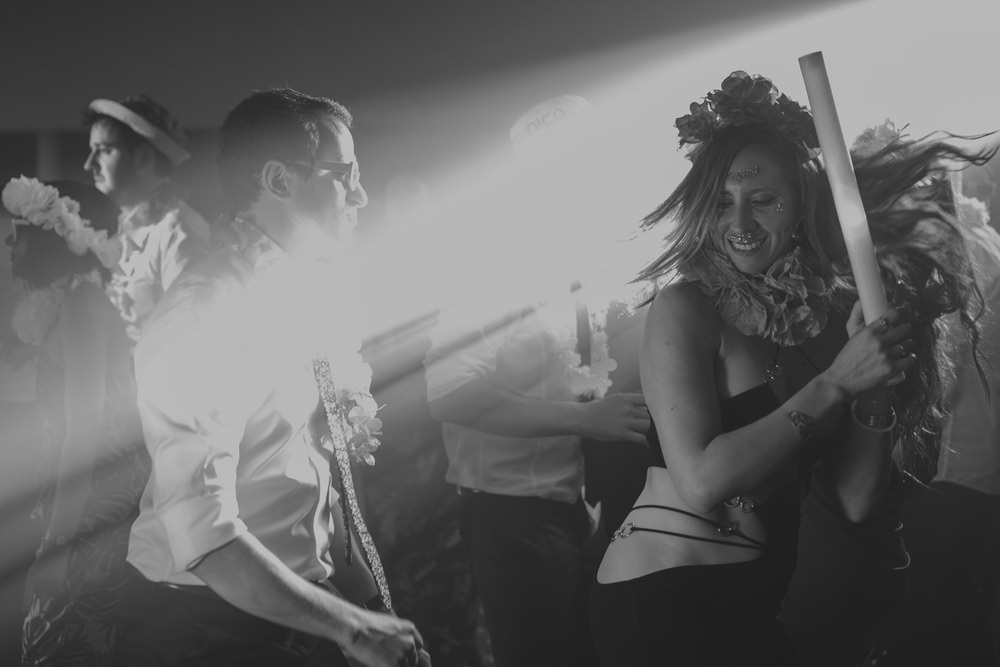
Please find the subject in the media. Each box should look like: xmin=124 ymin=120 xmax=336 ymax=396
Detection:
xmin=118 ymin=88 xmax=426 ymax=667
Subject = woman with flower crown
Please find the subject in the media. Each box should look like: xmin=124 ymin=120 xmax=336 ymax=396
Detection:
xmin=3 ymin=177 xmax=149 ymax=666
xmin=589 ymin=72 xmax=991 ymax=666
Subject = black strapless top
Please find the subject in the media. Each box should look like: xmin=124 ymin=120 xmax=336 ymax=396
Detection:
xmin=646 ymin=383 xmax=779 ymax=469
xmin=641 ymin=382 xmax=807 ymax=593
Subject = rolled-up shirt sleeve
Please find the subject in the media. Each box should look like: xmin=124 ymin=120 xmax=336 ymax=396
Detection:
xmin=134 ymin=283 xmax=257 ymax=570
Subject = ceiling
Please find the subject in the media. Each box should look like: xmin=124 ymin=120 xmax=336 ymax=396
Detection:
xmin=1 ymin=0 xmax=846 ymax=131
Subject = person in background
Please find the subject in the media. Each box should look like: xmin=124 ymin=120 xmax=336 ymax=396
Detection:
xmin=83 ymin=94 xmax=209 ymax=341
xmin=424 ymin=94 xmax=651 ymax=667
xmin=3 ymin=178 xmax=147 ymax=666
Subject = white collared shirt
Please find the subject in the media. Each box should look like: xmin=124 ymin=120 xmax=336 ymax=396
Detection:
xmin=109 ymin=198 xmax=210 ymax=341
xmin=128 ymin=224 xmax=342 ymax=584
xmin=425 ymin=292 xmax=585 ymax=503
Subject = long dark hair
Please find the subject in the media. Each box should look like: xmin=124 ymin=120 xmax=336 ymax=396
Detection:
xmin=849 ymin=135 xmax=994 ymax=476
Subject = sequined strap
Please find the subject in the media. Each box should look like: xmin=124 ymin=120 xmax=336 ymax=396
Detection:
xmin=312 ymin=356 xmax=393 ymax=613
xmin=611 ymin=503 xmax=765 ymax=549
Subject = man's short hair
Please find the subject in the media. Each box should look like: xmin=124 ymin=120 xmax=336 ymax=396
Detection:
xmin=83 ymin=94 xmax=188 ymax=176
xmin=216 ymin=88 xmax=353 ymax=214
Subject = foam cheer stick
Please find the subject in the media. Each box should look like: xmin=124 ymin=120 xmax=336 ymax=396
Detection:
xmin=798 ymin=52 xmax=888 ymax=325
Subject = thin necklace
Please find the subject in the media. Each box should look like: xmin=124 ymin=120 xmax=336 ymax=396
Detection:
xmin=793 ymin=344 xmax=822 ymax=373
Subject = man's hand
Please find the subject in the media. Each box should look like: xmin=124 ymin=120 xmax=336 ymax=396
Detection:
xmin=578 ymin=392 xmax=649 ymax=445
xmin=344 ymin=608 xmax=426 ymax=667
xmin=191 ymin=534 xmax=426 ymax=666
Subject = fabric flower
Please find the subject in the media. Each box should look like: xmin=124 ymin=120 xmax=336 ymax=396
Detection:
xmin=684 ymin=245 xmax=843 ymax=347
xmin=956 ymin=192 xmax=990 ymax=228
xmin=852 ymin=119 xmax=906 ymax=160
xmin=554 ymin=301 xmax=617 ymax=400
xmin=2 ymin=177 xmax=120 ymax=270
xmin=2 ymin=176 xmax=60 ymax=222
xmin=675 ymin=71 xmax=819 ymax=164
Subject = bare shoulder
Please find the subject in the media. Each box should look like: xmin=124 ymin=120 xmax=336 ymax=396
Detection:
xmin=646 ymin=281 xmax=722 ymax=347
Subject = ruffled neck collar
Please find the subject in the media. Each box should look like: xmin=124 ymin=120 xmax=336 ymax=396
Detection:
xmin=682 ymin=245 xmax=841 ymax=347
xmin=119 ymin=188 xmax=178 ymax=237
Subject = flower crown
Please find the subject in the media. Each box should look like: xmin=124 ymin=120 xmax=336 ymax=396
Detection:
xmin=675 ymin=71 xmax=821 ymax=163
xmin=2 ymin=176 xmax=121 ymax=270
xmin=851 ymin=118 xmax=910 ymax=160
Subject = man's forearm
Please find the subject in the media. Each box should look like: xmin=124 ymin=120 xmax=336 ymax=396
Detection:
xmin=192 ymin=532 xmax=362 ymax=646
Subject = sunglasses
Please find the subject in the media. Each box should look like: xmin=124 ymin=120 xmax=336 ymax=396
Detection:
xmin=286 ymin=159 xmax=361 ymax=190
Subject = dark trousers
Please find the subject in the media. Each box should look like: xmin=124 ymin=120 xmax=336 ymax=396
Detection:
xmin=879 ymin=482 xmax=1000 ymax=666
xmin=590 ymin=562 xmax=797 ymax=667
xmin=458 ymin=490 xmax=594 ymax=667
xmin=115 ymin=567 xmax=347 ymax=667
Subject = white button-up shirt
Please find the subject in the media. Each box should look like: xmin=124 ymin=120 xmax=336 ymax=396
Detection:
xmin=109 ymin=197 xmax=210 ymax=341
xmin=425 ymin=293 xmax=585 ymax=503
xmin=128 ymin=222 xmax=342 ymax=584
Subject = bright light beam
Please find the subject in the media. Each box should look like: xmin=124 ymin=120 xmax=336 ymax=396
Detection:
xmin=353 ymin=0 xmax=998 ymax=345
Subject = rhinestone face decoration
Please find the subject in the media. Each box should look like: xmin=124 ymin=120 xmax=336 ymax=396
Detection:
xmin=726 ymin=165 xmax=760 ymax=182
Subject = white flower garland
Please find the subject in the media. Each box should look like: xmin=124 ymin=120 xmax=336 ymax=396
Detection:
xmin=2 ymin=176 xmax=121 ymax=270
xmin=956 ymin=192 xmax=990 ymax=228
xmin=557 ymin=302 xmax=617 ymax=399
xmin=232 ymin=216 xmax=384 ymax=466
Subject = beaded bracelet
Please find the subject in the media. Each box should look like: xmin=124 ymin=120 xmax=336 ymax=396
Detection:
xmin=850 ymin=399 xmax=897 ymax=433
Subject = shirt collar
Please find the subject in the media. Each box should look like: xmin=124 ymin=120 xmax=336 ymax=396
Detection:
xmin=119 ymin=192 xmax=177 ymax=247
xmin=232 ymin=217 xmax=288 ymax=272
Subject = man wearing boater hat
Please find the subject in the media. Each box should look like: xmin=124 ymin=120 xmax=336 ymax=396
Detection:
xmin=84 ymin=95 xmax=211 ymax=341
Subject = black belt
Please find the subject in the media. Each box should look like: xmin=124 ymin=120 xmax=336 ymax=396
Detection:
xmin=456 ymin=486 xmax=578 ymax=505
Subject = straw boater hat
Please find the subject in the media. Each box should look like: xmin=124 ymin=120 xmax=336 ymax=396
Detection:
xmin=88 ymin=97 xmax=191 ymax=166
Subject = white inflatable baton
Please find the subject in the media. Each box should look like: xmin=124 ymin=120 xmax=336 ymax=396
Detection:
xmin=798 ymin=52 xmax=889 ymax=324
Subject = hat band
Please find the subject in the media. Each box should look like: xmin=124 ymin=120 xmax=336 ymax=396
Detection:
xmin=89 ymin=99 xmax=190 ymax=166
